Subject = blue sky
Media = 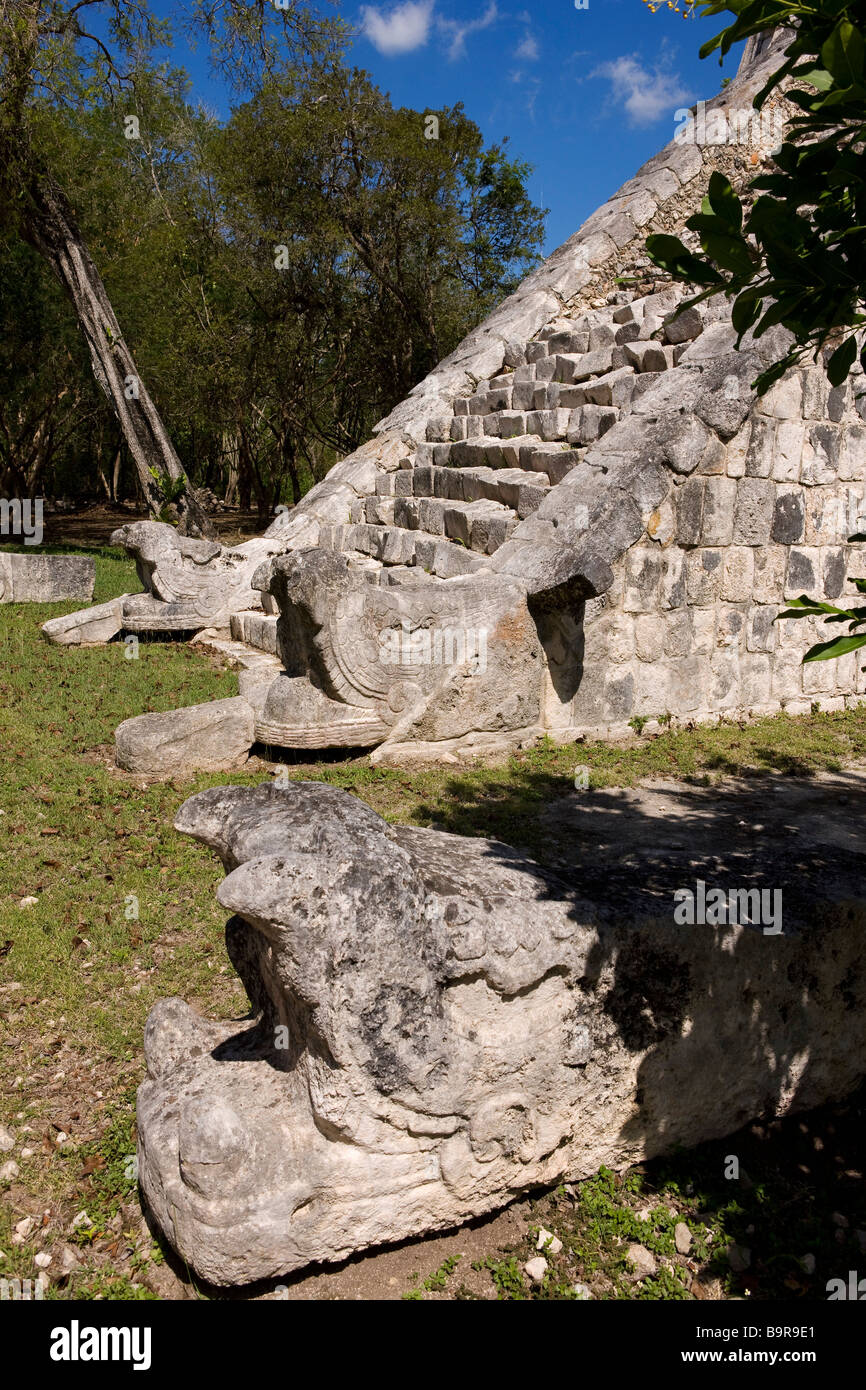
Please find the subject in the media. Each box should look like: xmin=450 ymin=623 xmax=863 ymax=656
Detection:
xmin=346 ymin=1 xmax=744 ymax=252
xmin=150 ymin=1 xmax=745 ymax=255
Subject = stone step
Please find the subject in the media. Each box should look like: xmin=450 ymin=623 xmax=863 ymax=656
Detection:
xmin=416 ymin=436 xmax=583 ymax=483
xmin=202 ymin=623 xmax=284 ymax=699
xmin=228 ymin=611 xmax=280 ymax=656
xmin=371 ymin=468 xmax=544 ymax=518
xmin=411 ymin=464 xmax=549 ymax=518
xmin=393 ymin=496 xmax=518 ymax=554
xmin=317 ymin=522 xmax=488 ymax=577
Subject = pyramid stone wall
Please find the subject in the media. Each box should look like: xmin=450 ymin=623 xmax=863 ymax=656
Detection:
xmin=48 ymin=32 xmax=866 ymax=770
xmin=249 ymin=31 xmax=865 ymax=756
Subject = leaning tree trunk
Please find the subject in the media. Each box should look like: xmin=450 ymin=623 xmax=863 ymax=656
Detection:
xmin=21 ymin=170 xmax=215 ymax=539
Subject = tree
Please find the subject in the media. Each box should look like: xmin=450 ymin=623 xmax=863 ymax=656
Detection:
xmin=644 ymin=2 xmax=866 ymax=396
xmin=0 ymin=0 xmax=341 ymax=534
xmin=175 ymin=65 xmax=546 ymax=515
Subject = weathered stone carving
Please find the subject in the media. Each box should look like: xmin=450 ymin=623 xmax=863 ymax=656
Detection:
xmin=138 ymin=777 xmax=866 ymax=1285
xmin=247 ymin=549 xmax=544 ymax=755
xmin=109 ymin=522 xmax=282 ymax=632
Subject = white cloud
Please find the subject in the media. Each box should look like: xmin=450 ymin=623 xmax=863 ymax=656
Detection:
xmin=437 ymin=1 xmax=498 ymax=61
xmin=515 ymin=33 xmax=539 ymax=61
xmin=360 ymin=0 xmax=434 ymax=56
xmin=593 ymin=53 xmax=692 ymax=126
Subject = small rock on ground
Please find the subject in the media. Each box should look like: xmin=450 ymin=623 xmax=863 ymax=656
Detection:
xmin=524 ymin=1257 xmax=548 ymax=1285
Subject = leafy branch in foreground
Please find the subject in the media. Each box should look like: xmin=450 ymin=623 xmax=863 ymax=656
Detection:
xmin=775 ymin=535 xmax=866 ymax=662
xmin=645 ymin=2 xmax=866 ymax=395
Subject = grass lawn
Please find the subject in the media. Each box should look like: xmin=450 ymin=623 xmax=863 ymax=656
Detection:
xmin=1 ymin=546 xmax=864 ymax=1300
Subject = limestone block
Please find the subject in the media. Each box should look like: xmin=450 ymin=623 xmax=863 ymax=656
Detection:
xmin=647 ymin=499 xmax=675 ymax=545
xmin=547 ymin=330 xmax=589 ymax=356
xmin=827 ymin=384 xmax=849 ymax=423
xmin=715 ymin=606 xmax=745 ymax=652
xmin=512 ymin=379 xmax=536 ymax=411
xmin=711 ymin=646 xmax=741 ymax=708
xmin=674 ymin=478 xmax=704 ymax=546
xmin=567 ymin=406 xmax=618 ymax=446
xmin=693 ymin=354 xmax=757 ymax=440
xmin=746 ymin=605 xmax=777 ymax=654
xmin=526 ymin=409 xmax=572 ymax=441
xmin=660 ymin=550 xmax=686 ymax=610
xmin=624 ymin=341 xmax=667 ymax=374
xmin=823 ymin=548 xmax=847 ymax=601
xmin=615 ymin=322 xmax=642 ymax=346
xmin=733 ymin=478 xmax=774 ymax=545
xmin=622 ymin=548 xmax=663 ymax=613
xmin=634 ymin=614 xmax=665 ymax=662
xmin=801 ymin=371 xmax=828 ymax=421
xmin=498 ymin=411 xmax=528 ymax=439
xmin=115 ymin=697 xmax=255 ymax=774
xmin=663 ymin=609 xmax=693 ymax=658
xmin=0 ymin=552 xmax=94 ymax=603
xmin=802 ymin=653 xmax=836 ymax=696
xmin=722 ymin=548 xmax=754 ymax=603
xmin=630 ymin=368 xmax=700 ymax=417
xmin=771 ymin=488 xmax=805 ymax=545
xmin=838 ymin=426 xmax=866 ymax=482
xmin=725 ymin=426 xmax=749 ymax=479
xmin=691 ymin=609 xmax=717 ymax=655
xmin=657 ymin=415 xmax=710 ymax=475
xmin=696 ymin=436 xmax=727 ymax=477
xmin=678 ymin=322 xmax=738 ymax=365
xmin=803 ymin=491 xmax=843 ymax=546
xmin=670 ymin=654 xmax=709 ymax=711
xmin=739 ymin=652 xmax=772 ymax=706
xmin=772 ymin=421 xmax=805 ymax=482
xmin=685 ymin=549 xmax=723 ymax=606
xmin=801 ymin=425 xmax=840 ymax=487
xmin=752 ymin=546 xmax=787 ymax=603
xmin=700 ymin=478 xmax=737 ymax=546
xmin=662 ymin=306 xmax=703 ymax=345
xmin=785 ymin=548 xmax=821 ymax=598
xmin=41 ymin=595 xmax=129 ymax=645
xmin=596 ymin=613 xmax=635 ymax=664
xmin=589 ymin=323 xmax=617 ymax=352
xmin=554 ymin=351 xmax=613 ymax=384
xmin=756 ymin=374 xmax=802 ymax=421
xmin=602 ymin=667 xmax=635 ymax=720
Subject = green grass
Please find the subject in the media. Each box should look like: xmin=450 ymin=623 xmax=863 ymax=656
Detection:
xmin=2 ymin=546 xmax=865 ymax=1299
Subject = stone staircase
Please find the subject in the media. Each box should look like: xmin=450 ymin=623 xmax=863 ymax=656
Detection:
xmin=225 ymin=282 xmax=706 ymax=661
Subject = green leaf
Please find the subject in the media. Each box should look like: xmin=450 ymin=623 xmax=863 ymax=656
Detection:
xmin=775 ymin=595 xmax=851 ymax=621
xmin=827 ymin=335 xmax=857 ymax=386
xmin=821 ymin=22 xmax=865 ymax=87
xmin=706 ymin=171 xmax=742 ymax=232
xmin=731 ymin=290 xmax=762 ymax=336
xmin=697 ymin=230 xmax=753 ymax=278
xmin=804 ymin=632 xmax=866 ymax=661
xmin=644 ymin=235 xmax=723 ymax=285
xmin=789 ymin=64 xmax=834 ymax=91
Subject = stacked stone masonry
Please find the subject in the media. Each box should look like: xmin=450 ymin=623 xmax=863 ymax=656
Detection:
xmin=42 ymin=32 xmax=866 ymax=764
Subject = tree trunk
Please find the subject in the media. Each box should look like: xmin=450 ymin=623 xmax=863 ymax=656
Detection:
xmin=112 ymin=445 xmax=122 ymax=503
xmin=21 ymin=170 xmax=215 ymax=538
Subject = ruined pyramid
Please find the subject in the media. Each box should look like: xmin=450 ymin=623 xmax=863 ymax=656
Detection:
xmin=46 ymin=30 xmax=866 ymax=770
